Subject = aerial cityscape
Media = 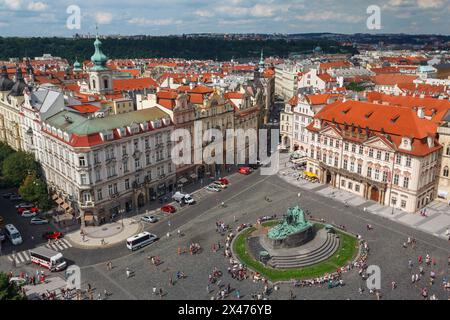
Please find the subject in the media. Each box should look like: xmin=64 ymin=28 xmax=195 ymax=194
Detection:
xmin=0 ymin=0 xmax=450 ymax=306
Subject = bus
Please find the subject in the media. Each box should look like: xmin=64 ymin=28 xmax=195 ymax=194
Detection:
xmin=4 ymin=224 xmax=23 ymax=245
xmin=29 ymin=247 xmax=67 ymax=272
xmin=126 ymin=232 xmax=158 ymax=251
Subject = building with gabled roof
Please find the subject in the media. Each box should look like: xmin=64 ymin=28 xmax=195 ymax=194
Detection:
xmin=305 ymin=99 xmax=442 ymax=213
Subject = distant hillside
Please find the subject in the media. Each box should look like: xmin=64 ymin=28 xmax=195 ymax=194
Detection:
xmin=0 ymin=36 xmax=357 ymax=62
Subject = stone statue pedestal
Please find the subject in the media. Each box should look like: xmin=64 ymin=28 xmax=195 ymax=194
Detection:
xmin=268 ymin=224 xmax=314 ymax=249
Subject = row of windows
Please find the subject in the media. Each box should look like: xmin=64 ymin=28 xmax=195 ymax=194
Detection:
xmin=315 ymin=136 xmax=412 ymax=167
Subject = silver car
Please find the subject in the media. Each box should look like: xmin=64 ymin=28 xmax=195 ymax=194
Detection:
xmin=204 ymin=185 xmax=221 ymax=192
xmin=30 ymin=217 xmax=49 ymax=225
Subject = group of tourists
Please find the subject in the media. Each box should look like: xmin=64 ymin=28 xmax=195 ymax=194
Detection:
xmin=227 ymin=258 xmax=248 ymax=281
xmin=215 ymin=220 xmax=229 ymax=234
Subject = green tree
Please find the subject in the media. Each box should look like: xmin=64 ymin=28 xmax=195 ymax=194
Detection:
xmin=0 ymin=272 xmax=26 ymax=300
xmin=19 ymin=173 xmax=52 ymax=211
xmin=0 ymin=142 xmax=14 ymax=166
xmin=2 ymin=152 xmax=38 ymax=187
xmin=346 ymin=82 xmax=366 ymax=92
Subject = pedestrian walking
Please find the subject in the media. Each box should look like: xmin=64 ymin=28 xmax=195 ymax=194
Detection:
xmin=126 ymin=268 xmax=131 ymax=279
xmin=159 ymin=288 xmax=163 ymax=299
xmin=153 ymin=287 xmax=157 ymax=295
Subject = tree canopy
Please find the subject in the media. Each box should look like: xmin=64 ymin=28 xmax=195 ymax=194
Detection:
xmin=0 ymin=37 xmax=357 ymax=61
xmin=19 ymin=172 xmax=52 ymax=210
xmin=0 ymin=272 xmax=26 ymax=300
xmin=2 ymin=151 xmax=39 ymax=187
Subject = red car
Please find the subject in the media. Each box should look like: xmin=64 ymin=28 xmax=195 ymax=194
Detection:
xmin=161 ymin=205 xmax=176 ymax=214
xmin=17 ymin=206 xmax=39 ymax=214
xmin=238 ymin=167 xmax=252 ymax=175
xmin=218 ymin=178 xmax=229 ymax=185
xmin=42 ymin=231 xmax=63 ymax=240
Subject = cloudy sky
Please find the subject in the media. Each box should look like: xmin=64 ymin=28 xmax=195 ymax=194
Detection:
xmin=0 ymin=0 xmax=449 ymax=36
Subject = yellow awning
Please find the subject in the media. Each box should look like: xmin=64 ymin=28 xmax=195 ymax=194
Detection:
xmin=304 ymin=171 xmax=318 ymax=178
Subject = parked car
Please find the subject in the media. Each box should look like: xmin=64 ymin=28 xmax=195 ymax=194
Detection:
xmin=161 ymin=205 xmax=176 ymax=214
xmin=0 ymin=228 xmax=5 ymax=242
xmin=21 ymin=210 xmax=38 ymax=218
xmin=218 ymin=178 xmax=229 ymax=185
xmin=42 ymin=231 xmax=63 ymax=240
xmin=30 ymin=217 xmax=49 ymax=225
xmin=17 ymin=206 xmax=39 ymax=214
xmin=9 ymin=194 xmax=22 ymax=201
xmin=172 ymin=192 xmax=195 ymax=205
xmin=238 ymin=166 xmax=252 ymax=175
xmin=141 ymin=215 xmax=158 ymax=223
xmin=204 ymin=185 xmax=221 ymax=192
xmin=15 ymin=203 xmax=34 ymax=209
xmin=1 ymin=193 xmax=14 ymax=199
xmin=212 ymin=181 xmax=227 ymax=189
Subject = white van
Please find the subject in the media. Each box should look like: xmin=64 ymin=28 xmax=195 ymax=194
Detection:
xmin=5 ymin=224 xmax=23 ymax=245
xmin=29 ymin=247 xmax=67 ymax=272
xmin=126 ymin=232 xmax=158 ymax=251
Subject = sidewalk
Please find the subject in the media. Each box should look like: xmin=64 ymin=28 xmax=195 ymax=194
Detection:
xmin=65 ymin=218 xmax=143 ymax=249
xmin=278 ymin=158 xmax=450 ymax=241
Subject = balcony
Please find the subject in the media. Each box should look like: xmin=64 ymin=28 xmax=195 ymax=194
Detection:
xmin=109 ymin=192 xmax=120 ymax=199
xmin=80 ymin=201 xmax=95 ymax=209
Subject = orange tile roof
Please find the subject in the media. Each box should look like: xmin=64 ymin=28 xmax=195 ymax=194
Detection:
xmin=366 ymin=91 xmax=450 ymax=123
xmin=319 ymin=61 xmax=351 ymax=70
xmin=113 ymin=77 xmax=158 ymax=91
xmin=68 ymin=104 xmax=100 ymax=113
xmin=313 ymin=100 xmax=436 ymax=139
xmin=306 ymin=93 xmax=343 ymax=105
xmin=371 ymin=74 xmax=417 ymax=86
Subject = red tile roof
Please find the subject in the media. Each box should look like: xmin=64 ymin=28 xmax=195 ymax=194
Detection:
xmin=113 ymin=77 xmax=158 ymax=91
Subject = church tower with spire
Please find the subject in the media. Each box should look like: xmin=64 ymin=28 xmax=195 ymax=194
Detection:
xmin=258 ymin=49 xmax=265 ymax=73
xmin=87 ymin=30 xmax=113 ymax=95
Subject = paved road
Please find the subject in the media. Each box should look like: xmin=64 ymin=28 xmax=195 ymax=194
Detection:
xmin=2 ymin=167 xmax=450 ymax=300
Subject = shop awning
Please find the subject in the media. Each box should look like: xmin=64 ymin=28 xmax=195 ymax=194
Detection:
xmin=55 ymin=198 xmax=64 ymax=205
xmin=190 ymin=173 xmax=197 ymax=179
xmin=178 ymin=177 xmax=188 ymax=184
xmin=61 ymin=203 xmax=70 ymax=210
xmin=52 ymin=194 xmax=59 ymax=200
xmin=84 ymin=214 xmax=94 ymax=221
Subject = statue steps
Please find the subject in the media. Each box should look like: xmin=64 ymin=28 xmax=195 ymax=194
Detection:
xmin=268 ymin=233 xmax=340 ymax=269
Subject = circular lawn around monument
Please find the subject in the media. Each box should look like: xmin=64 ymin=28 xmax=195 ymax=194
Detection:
xmin=232 ymin=222 xmax=359 ymax=282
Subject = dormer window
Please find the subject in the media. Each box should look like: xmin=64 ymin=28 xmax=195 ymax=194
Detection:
xmin=401 ymin=137 xmax=412 ymax=151
xmin=427 ymin=136 xmax=434 ymax=148
xmin=313 ymin=119 xmax=321 ymax=129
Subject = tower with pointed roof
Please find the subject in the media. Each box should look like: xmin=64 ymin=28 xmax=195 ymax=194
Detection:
xmin=259 ymin=49 xmax=265 ymax=73
xmin=0 ymin=65 xmax=14 ymax=92
xmin=87 ymin=28 xmax=113 ymax=95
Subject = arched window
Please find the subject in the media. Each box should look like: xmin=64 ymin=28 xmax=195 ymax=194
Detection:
xmin=444 ymin=166 xmax=449 ymax=177
xmin=103 ymin=78 xmax=109 ymax=89
xmin=446 ymin=146 xmax=450 ymax=156
xmin=92 ymin=79 xmax=96 ymax=89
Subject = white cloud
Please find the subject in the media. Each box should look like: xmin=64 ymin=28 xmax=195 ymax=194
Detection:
xmin=95 ymin=12 xmax=113 ymax=25
xmin=215 ymin=2 xmax=293 ymax=18
xmin=194 ymin=9 xmax=215 ymax=18
xmin=296 ymin=11 xmax=364 ymax=23
xmin=128 ymin=18 xmax=182 ymax=26
xmin=2 ymin=0 xmax=21 ymax=10
xmin=417 ymin=0 xmax=444 ymax=8
xmin=27 ymin=1 xmax=47 ymax=11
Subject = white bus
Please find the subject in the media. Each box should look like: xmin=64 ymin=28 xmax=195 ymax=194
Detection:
xmin=29 ymin=247 xmax=67 ymax=272
xmin=4 ymin=224 xmax=23 ymax=245
xmin=126 ymin=232 xmax=158 ymax=251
